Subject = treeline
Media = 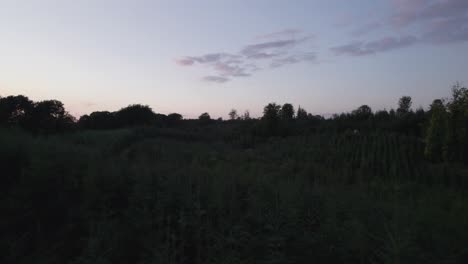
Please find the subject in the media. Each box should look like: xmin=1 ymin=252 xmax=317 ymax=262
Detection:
xmin=78 ymin=106 xmax=183 ymax=129
xmin=1 ymin=85 xmax=468 ymax=264
xmin=0 ymin=96 xmax=75 ymax=133
xmin=425 ymin=84 xmax=468 ymax=163
xmin=0 ymin=96 xmax=183 ymax=131
xmin=1 ymin=84 xmax=467 ymax=163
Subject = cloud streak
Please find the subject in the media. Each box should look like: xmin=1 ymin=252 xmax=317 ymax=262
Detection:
xmin=270 ymin=52 xmax=317 ymax=68
xmin=256 ymin=29 xmax=303 ymax=40
xmin=351 ymin=22 xmax=382 ymax=37
xmin=333 ymin=0 xmax=468 ymax=57
xmin=391 ymin=0 xmax=468 ymax=28
xmin=203 ymin=76 xmax=230 ymax=83
xmin=332 ymin=36 xmax=418 ymax=56
xmin=241 ymin=38 xmax=308 ymax=59
xmin=176 ymin=30 xmax=317 ymax=83
xmin=176 ymin=53 xmax=240 ymax=66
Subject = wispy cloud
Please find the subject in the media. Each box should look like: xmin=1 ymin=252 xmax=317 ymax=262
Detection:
xmin=203 ymin=76 xmax=230 ymax=83
xmin=331 ymin=36 xmax=418 ymax=56
xmin=422 ymin=15 xmax=468 ymax=44
xmin=333 ymin=0 xmax=468 ymax=57
xmin=351 ymin=22 xmax=382 ymax=37
xmin=214 ymin=62 xmax=251 ymax=77
xmin=256 ymin=29 xmax=303 ymax=40
xmin=241 ymin=38 xmax=308 ymax=59
xmin=391 ymin=0 xmax=468 ymax=44
xmin=390 ymin=0 xmax=468 ymax=28
xmin=176 ymin=53 xmax=240 ymax=66
xmin=175 ymin=57 xmax=195 ymax=66
xmin=270 ymin=52 xmax=317 ymax=68
xmin=176 ymin=30 xmax=316 ymax=83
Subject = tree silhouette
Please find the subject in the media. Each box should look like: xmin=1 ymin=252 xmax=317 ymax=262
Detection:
xmin=26 ymin=100 xmax=75 ymax=132
xmin=397 ymin=96 xmax=412 ymax=115
xmin=198 ymin=112 xmax=212 ymax=125
xmin=352 ymin=105 xmax=372 ymax=119
xmin=424 ymin=99 xmax=448 ymax=162
xmin=199 ymin=112 xmax=211 ymax=120
xmin=375 ymin=109 xmax=390 ymax=121
xmin=78 ymin=111 xmax=116 ymax=129
xmin=445 ymin=84 xmax=468 ymax=162
xmin=115 ymin=104 xmax=156 ymax=127
xmin=262 ymin=103 xmax=281 ymax=136
xmin=242 ymin=110 xmax=250 ymax=120
xmin=296 ymin=106 xmax=308 ymax=120
xmin=263 ymin=103 xmax=281 ymax=121
xmin=167 ymin=113 xmax=183 ymax=125
xmin=228 ymin=109 xmax=238 ymax=120
xmin=0 ymin=95 xmax=33 ymax=125
xmin=280 ymin=103 xmax=295 ymax=121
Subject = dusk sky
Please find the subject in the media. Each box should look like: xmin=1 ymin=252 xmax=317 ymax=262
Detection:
xmin=1 ymin=0 xmax=467 ymax=118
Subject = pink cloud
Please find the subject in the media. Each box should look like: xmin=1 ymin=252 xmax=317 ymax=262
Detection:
xmin=391 ymin=0 xmax=468 ymax=28
xmin=214 ymin=63 xmax=250 ymax=77
xmin=334 ymin=0 xmax=468 ymax=57
xmin=176 ymin=30 xmax=316 ymax=82
xmin=175 ymin=57 xmax=194 ymax=66
xmin=423 ymin=16 xmax=468 ymax=43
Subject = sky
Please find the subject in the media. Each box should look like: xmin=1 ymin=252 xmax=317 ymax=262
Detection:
xmin=0 ymin=0 xmax=467 ymax=119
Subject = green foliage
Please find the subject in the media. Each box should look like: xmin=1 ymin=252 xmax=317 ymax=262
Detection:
xmin=0 ymin=96 xmax=74 ymax=133
xmin=0 ymin=95 xmax=33 ymax=125
xmin=397 ymin=96 xmax=412 ymax=116
xmin=296 ymin=106 xmax=308 ymax=120
xmin=280 ymin=103 xmax=295 ymax=121
xmin=114 ymin=104 xmax=156 ymax=127
xmin=260 ymin=103 xmax=282 ymax=136
xmin=262 ymin=103 xmax=281 ymax=121
xmin=352 ymin=105 xmax=372 ymax=120
xmin=79 ymin=111 xmax=116 ymax=129
xmin=1 ymin=126 xmax=468 ymax=264
xmin=199 ymin=112 xmax=211 ymax=121
xmin=2 ymin=85 xmax=468 ymax=263
xmin=445 ymin=84 xmax=468 ymax=163
xmin=424 ymin=100 xmax=448 ymax=162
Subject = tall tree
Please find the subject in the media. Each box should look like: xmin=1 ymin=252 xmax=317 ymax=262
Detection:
xmin=262 ymin=103 xmax=281 ymax=136
xmin=352 ymin=105 xmax=373 ymax=119
xmin=115 ymin=104 xmax=156 ymax=127
xmin=424 ymin=99 xmax=448 ymax=162
xmin=397 ymin=96 xmax=412 ymax=115
xmin=0 ymin=95 xmax=33 ymax=125
xmin=296 ymin=106 xmax=308 ymax=120
xmin=280 ymin=103 xmax=295 ymax=121
xmin=228 ymin=109 xmax=238 ymax=120
xmin=27 ymin=100 xmax=75 ymax=132
xmin=445 ymin=84 xmax=468 ymax=162
xmin=167 ymin=113 xmax=183 ymax=125
xmin=242 ymin=110 xmax=250 ymax=120
xmin=198 ymin=112 xmax=211 ymax=124
xmin=262 ymin=103 xmax=281 ymax=121
xmin=78 ymin=111 xmax=116 ymax=129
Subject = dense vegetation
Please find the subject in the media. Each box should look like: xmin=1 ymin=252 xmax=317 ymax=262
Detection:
xmin=1 ymin=84 xmax=467 ymax=263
